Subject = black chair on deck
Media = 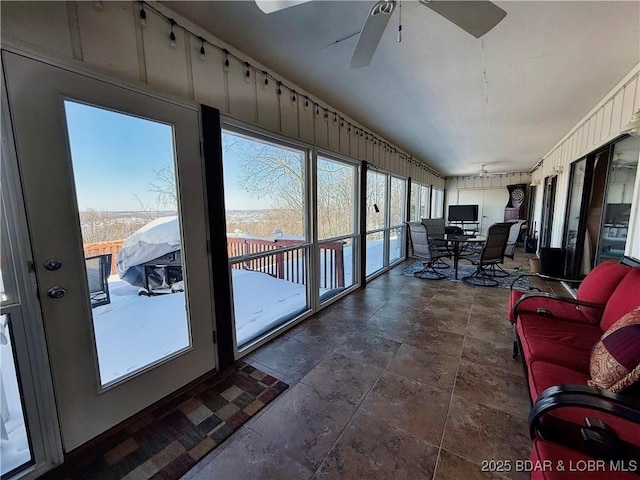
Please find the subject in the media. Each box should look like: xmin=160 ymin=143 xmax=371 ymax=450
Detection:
xmin=407 ymin=222 xmax=448 ymax=280
xmin=85 ymin=253 xmax=112 ymax=308
xmin=461 ymin=223 xmax=511 ymax=286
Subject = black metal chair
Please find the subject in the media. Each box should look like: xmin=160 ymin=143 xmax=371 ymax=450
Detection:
xmin=407 ymin=222 xmax=448 ymax=280
xmin=421 ymin=218 xmax=451 ymax=269
xmin=461 ymin=223 xmax=512 ymax=286
xmin=85 ymin=254 xmax=112 ymax=307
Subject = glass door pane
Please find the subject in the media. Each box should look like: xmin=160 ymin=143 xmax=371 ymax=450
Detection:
xmin=388 ymin=176 xmax=406 ymax=264
xmin=64 ymin=101 xmax=189 ymax=387
xmin=317 ymin=157 xmax=357 ymax=303
xmin=564 ymin=159 xmax=588 ymax=278
xmin=0 ymin=314 xmax=33 ymax=477
xmin=366 ymin=171 xmax=387 ymax=277
xmin=410 ymin=182 xmax=420 ymax=221
xmin=597 ymin=137 xmax=639 ymax=264
xmin=222 ymin=130 xmax=308 ymax=349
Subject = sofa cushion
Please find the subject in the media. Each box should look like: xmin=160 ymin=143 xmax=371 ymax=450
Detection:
xmin=589 ymin=307 xmax=640 ymax=393
xmin=527 ymin=359 xmax=589 ymax=401
xmin=576 ymin=260 xmax=632 ymax=323
xmin=517 ymin=314 xmax=602 ymax=371
xmin=600 ymin=268 xmax=640 ymax=331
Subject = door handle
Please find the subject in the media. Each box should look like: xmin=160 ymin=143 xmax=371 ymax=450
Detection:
xmin=47 ymin=285 xmax=66 ymax=299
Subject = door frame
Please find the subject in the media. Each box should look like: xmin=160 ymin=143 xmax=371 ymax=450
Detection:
xmin=1 ymin=64 xmax=64 ymax=478
xmin=2 ymin=48 xmax=219 ymax=452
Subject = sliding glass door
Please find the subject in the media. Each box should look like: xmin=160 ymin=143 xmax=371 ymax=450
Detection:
xmin=365 ymin=170 xmax=407 ymax=279
xmin=317 ymin=156 xmax=359 ymax=304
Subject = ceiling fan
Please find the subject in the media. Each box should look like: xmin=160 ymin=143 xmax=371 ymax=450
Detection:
xmin=255 ymin=0 xmax=507 ymax=69
xmin=477 ymin=164 xmax=509 ymax=177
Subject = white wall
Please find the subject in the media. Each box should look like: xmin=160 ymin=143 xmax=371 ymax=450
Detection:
xmin=0 ymin=1 xmax=445 ymax=189
xmin=444 ymin=173 xmax=532 ymax=211
xmin=529 ymin=64 xmax=640 ymax=255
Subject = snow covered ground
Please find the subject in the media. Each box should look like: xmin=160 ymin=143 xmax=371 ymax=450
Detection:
xmin=0 ymin=233 xmax=404 ymax=471
xmin=1 ymin=316 xmax=32 ymax=476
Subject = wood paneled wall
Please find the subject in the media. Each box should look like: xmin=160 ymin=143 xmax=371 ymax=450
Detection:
xmin=0 ymin=1 xmax=444 ymax=189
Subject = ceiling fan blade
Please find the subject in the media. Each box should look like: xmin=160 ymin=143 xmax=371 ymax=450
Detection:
xmin=349 ymin=1 xmax=396 ymax=69
xmin=419 ymin=1 xmax=506 ymax=38
xmin=255 ymin=0 xmax=312 ymax=14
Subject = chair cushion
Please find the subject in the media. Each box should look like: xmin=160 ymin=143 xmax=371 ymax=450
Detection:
xmin=517 ymin=314 xmax=602 ymax=371
xmin=576 ymin=260 xmax=632 ymax=323
xmin=531 ymin=439 xmax=638 ymax=480
xmin=600 ymin=268 xmax=640 ymax=331
xmin=589 ymin=307 xmax=640 ymax=393
xmin=527 ymin=359 xmax=589 ymax=401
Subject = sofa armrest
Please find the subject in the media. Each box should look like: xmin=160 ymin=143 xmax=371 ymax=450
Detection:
xmin=529 ymin=385 xmax=640 ymax=440
xmin=513 ymin=293 xmax=605 ymax=324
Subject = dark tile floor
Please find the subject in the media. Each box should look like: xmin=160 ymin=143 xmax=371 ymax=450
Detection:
xmin=183 ymin=252 xmax=547 ymax=480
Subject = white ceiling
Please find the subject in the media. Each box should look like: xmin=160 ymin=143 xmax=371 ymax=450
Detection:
xmin=163 ymin=1 xmax=640 ymax=176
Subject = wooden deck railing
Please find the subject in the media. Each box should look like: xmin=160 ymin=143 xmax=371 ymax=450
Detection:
xmin=83 ymin=236 xmax=345 ymax=288
xmin=83 ymin=240 xmax=123 ymax=275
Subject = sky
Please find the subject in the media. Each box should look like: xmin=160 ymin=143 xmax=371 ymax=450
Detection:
xmin=65 ymin=100 xmax=176 ymax=211
xmin=64 ymin=101 xmax=274 ymax=212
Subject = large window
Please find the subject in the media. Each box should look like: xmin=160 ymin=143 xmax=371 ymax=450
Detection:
xmin=317 ymin=156 xmax=359 ymax=304
xmin=431 ymin=188 xmax=444 ymax=218
xmin=222 ymin=129 xmax=310 ymax=349
xmin=365 ymin=170 xmax=407 ymax=278
xmin=409 ymin=181 xmax=431 ymax=221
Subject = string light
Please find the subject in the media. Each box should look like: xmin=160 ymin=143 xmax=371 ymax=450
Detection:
xmin=263 ymin=71 xmax=269 ymax=89
xmin=129 ymin=1 xmax=445 ymax=180
xmin=199 ymin=36 xmax=206 ymax=60
xmin=168 ymin=18 xmax=177 ymax=48
xmin=139 ymin=2 xmax=147 ymax=28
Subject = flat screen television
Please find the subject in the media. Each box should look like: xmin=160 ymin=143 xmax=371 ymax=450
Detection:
xmin=448 ymin=204 xmax=479 ymax=222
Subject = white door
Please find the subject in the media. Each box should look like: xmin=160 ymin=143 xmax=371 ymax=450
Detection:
xmin=3 ymin=52 xmax=217 ymax=451
xmin=458 ymin=188 xmax=509 ymax=235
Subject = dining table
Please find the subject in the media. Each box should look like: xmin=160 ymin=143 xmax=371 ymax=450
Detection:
xmin=442 ymin=234 xmax=487 ymax=280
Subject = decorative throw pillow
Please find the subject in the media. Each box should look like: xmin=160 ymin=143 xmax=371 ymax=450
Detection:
xmin=589 ymin=306 xmax=640 ymax=393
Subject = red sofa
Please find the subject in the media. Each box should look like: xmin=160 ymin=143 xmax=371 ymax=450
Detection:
xmin=508 ymin=257 xmax=640 ymax=478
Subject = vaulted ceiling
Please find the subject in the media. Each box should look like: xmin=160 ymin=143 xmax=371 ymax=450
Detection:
xmin=163 ymin=1 xmax=640 ymax=176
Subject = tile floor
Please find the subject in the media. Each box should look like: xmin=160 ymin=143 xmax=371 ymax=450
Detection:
xmin=183 ymin=252 xmax=548 ymax=480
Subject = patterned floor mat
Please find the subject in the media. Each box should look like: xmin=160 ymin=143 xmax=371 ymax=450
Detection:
xmin=50 ymin=362 xmax=288 ymax=480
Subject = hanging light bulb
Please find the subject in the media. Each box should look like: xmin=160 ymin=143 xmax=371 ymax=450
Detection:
xmin=223 ymin=50 xmax=230 ymax=71
xmin=277 ymin=82 xmax=283 ymax=99
xmin=245 ymin=63 xmax=251 ymax=82
xmin=291 ymin=91 xmax=297 ymax=105
xmin=263 ymin=72 xmax=269 ymax=89
xmin=139 ymin=2 xmax=147 ymax=28
xmin=199 ymin=37 xmax=206 ymax=60
xmin=304 ymin=97 xmax=310 ymax=110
